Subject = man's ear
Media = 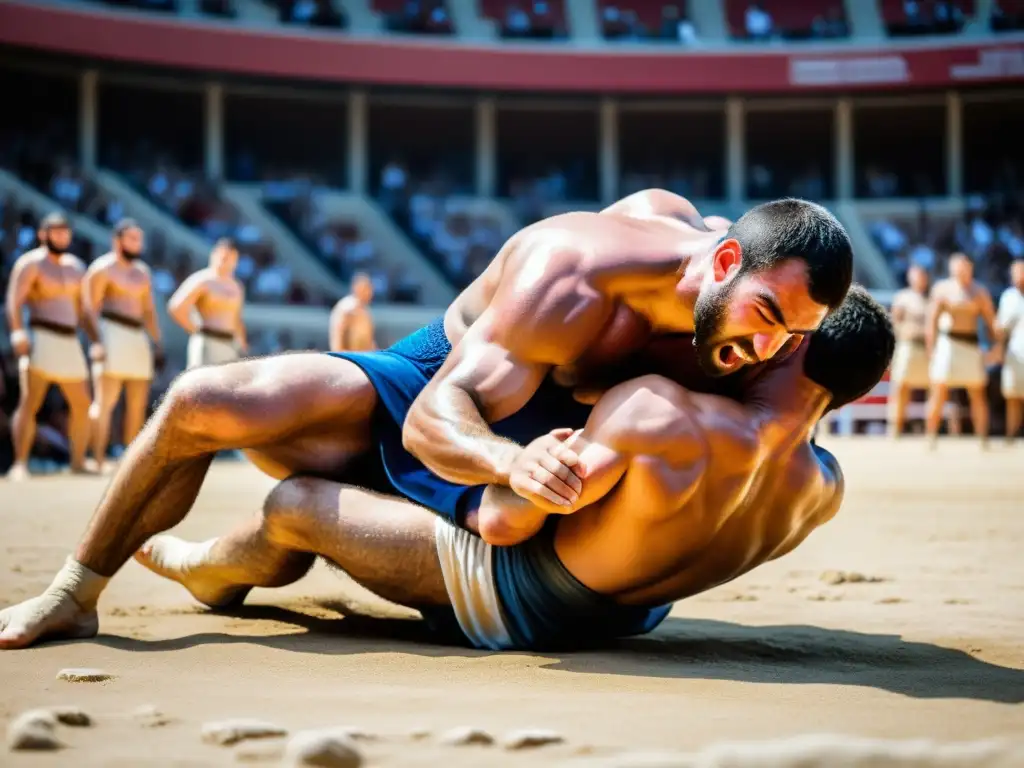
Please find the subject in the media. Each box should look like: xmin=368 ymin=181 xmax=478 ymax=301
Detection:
xmin=711 ymin=239 xmax=743 ymax=282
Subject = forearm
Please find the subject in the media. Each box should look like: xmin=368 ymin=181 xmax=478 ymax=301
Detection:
xmin=144 ymin=310 xmax=162 ymax=347
xmin=169 ymin=308 xmax=197 ymax=335
xmin=404 ymin=386 xmax=520 ymax=487
xmin=6 ymin=303 xmax=24 ymax=334
xmin=235 ymin=320 xmax=247 ymax=350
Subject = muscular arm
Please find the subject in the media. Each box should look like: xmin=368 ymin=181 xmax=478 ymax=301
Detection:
xmin=141 ymin=271 xmax=162 ymax=347
xmin=81 ymin=263 xmax=108 ymax=344
xmin=234 ymin=284 xmax=247 ymax=352
xmin=403 ymin=247 xmax=608 ymax=488
xmin=925 ymin=285 xmax=943 ymax=353
xmin=166 ymin=273 xmax=207 ymax=335
xmin=976 ymin=286 xmax=1000 ymax=342
xmin=474 ymin=376 xmax=712 ymax=546
xmin=329 ymin=301 xmax=351 ymax=352
xmin=5 ymin=257 xmax=37 ymax=336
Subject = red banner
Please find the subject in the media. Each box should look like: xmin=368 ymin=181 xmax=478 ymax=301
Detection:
xmin=0 ymin=1 xmax=1022 ymax=93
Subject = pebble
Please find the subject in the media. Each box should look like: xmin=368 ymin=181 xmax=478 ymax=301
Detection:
xmin=57 ymin=668 xmax=113 ymax=683
xmin=503 ymin=729 xmax=565 ymax=750
xmin=132 ymin=704 xmax=172 ymax=728
xmin=439 ymin=726 xmax=495 ymax=746
xmin=7 ymin=710 xmax=62 ymax=751
xmin=820 ymin=570 xmax=884 ymax=586
xmin=48 ymin=705 xmax=92 ymax=727
xmin=284 ymin=730 xmax=363 ymax=767
xmin=201 ymin=719 xmax=288 ymax=746
xmin=408 ymin=727 xmax=432 ymax=740
xmin=333 ymin=726 xmax=376 ymax=742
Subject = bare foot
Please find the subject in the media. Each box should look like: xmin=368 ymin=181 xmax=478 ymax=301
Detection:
xmin=0 ymin=592 xmax=98 ymax=649
xmin=6 ymin=464 xmax=29 ymax=482
xmin=135 ymin=536 xmax=249 ymax=610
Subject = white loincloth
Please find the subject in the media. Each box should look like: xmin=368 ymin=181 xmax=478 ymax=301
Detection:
xmin=434 ymin=518 xmax=514 ymax=651
xmin=889 ymin=339 xmax=930 ymax=388
xmin=929 ymin=335 xmax=986 ymax=388
xmin=99 ymin=317 xmax=153 ymax=381
xmin=187 ymin=331 xmax=239 ymax=369
xmin=20 ymin=326 xmax=88 ymax=383
xmin=1002 ymin=351 xmax=1024 ymax=398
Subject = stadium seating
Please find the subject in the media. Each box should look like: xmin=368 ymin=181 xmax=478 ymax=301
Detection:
xmin=724 ymin=0 xmax=846 ymax=39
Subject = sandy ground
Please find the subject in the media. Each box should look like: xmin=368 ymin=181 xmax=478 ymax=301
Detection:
xmin=1 ymin=437 xmax=1023 ymax=766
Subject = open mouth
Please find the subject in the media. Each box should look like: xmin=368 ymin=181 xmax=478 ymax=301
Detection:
xmin=718 ymin=344 xmax=742 ymax=368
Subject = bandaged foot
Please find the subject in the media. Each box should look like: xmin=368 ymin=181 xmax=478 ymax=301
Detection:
xmin=0 ymin=558 xmax=105 ymax=649
xmin=135 ymin=536 xmax=249 ymax=609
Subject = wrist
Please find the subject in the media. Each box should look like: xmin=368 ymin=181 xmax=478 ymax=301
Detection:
xmin=492 ymin=443 xmax=522 ymax=486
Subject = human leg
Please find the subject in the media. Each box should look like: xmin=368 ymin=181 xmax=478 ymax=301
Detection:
xmin=0 ymin=354 xmax=376 ymax=649
xmin=121 ymin=378 xmax=151 ymax=447
xmin=965 ymin=385 xmax=990 ymax=447
xmin=9 ymin=367 xmax=49 ymax=479
xmin=136 ymin=476 xmax=449 ymax=610
xmin=89 ymin=374 xmax=123 ymax=466
xmin=925 ymin=382 xmax=948 ymax=446
xmin=57 ymin=379 xmax=93 ymax=473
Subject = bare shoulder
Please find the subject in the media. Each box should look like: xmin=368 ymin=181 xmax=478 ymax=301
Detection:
xmin=333 ymin=295 xmax=359 ymax=314
xmin=61 ymin=254 xmax=87 ymax=274
xmin=799 ymin=440 xmax=845 ymax=520
xmin=87 ymin=252 xmax=117 ymax=274
xmin=594 ymin=374 xmax=755 ymax=459
xmin=13 ymin=248 xmax=45 ymax=270
xmin=602 ymin=189 xmax=709 ymax=231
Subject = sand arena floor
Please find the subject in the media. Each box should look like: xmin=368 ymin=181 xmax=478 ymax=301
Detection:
xmin=1 ymin=437 xmax=1022 ymax=766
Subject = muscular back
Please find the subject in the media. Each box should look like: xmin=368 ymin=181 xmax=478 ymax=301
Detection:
xmin=554 ymin=377 xmax=842 ymax=606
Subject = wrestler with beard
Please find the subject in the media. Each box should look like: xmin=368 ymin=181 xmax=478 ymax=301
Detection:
xmin=82 ymin=219 xmax=164 ymax=472
xmin=4 ymin=213 xmax=92 ymax=479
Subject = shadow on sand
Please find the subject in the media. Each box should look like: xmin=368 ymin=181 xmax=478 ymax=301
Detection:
xmin=86 ymin=604 xmax=1024 ymax=705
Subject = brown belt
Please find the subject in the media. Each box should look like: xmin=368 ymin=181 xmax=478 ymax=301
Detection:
xmin=198 ymin=327 xmax=235 ymax=342
xmin=29 ymin=318 xmax=78 ymax=337
xmin=101 ymin=309 xmax=144 ymax=329
xmin=942 ymin=331 xmax=979 ymax=344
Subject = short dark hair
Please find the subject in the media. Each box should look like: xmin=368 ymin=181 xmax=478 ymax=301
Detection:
xmin=727 ymin=199 xmax=853 ymax=310
xmin=40 ymin=212 xmax=70 ymax=231
xmin=803 ymin=285 xmax=895 ymax=411
xmin=214 ymin=237 xmax=237 ymax=251
xmin=113 ymin=218 xmax=142 ymax=237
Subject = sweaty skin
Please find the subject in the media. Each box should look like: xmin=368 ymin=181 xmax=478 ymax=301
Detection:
xmin=0 ymin=191 xmax=833 ymax=649
xmin=410 ymin=199 xmax=825 ymax=510
xmin=5 ymin=245 xmax=92 ymax=476
xmin=123 ymin=354 xmax=841 ymax=635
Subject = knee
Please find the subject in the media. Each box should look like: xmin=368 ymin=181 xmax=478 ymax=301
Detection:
xmin=161 ymin=367 xmax=242 ymax=442
xmin=262 ymin=476 xmax=320 ymax=546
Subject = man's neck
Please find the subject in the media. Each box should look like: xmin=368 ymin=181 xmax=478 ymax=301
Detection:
xmin=745 ymin=365 xmax=831 ymax=447
xmin=45 ymin=250 xmax=62 ymax=263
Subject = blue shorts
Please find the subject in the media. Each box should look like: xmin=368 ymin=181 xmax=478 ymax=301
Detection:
xmin=329 ymin=317 xmax=593 ymax=529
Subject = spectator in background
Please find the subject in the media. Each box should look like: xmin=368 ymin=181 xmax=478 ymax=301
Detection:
xmin=745 ymin=1 xmax=773 ymax=40
xmin=998 ymin=260 xmax=1024 ymax=440
xmin=504 ymin=3 xmax=533 ymax=37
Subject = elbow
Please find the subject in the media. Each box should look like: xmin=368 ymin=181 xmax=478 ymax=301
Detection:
xmin=476 ymin=509 xmax=530 ymax=547
xmin=401 ymin=405 xmax=432 ymax=463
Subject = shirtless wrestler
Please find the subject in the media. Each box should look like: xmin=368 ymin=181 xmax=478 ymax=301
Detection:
xmin=168 ymin=238 xmax=248 ymax=369
xmin=4 ymin=213 xmax=91 ymax=479
xmin=129 ymin=287 xmax=892 ymax=652
xmin=888 ymin=265 xmax=931 ymax=437
xmin=925 ymin=252 xmax=1000 ymax=447
xmin=0 ymin=194 xmax=852 ymax=648
xmin=329 ymin=273 xmax=376 ymax=353
xmin=84 ymin=219 xmax=164 ymax=468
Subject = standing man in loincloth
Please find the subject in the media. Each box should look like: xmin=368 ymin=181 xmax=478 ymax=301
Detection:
xmin=83 ymin=219 xmax=163 ymax=470
xmin=329 ymin=272 xmax=375 ymax=352
xmin=997 ymin=259 xmax=1024 ymax=441
xmin=167 ymin=238 xmax=247 ymax=369
xmin=888 ymin=265 xmax=931 ymax=437
xmin=925 ymin=252 xmax=999 ymax=447
xmin=4 ymin=213 xmax=92 ymax=479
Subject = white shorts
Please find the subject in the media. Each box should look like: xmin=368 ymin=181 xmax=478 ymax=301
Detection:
xmin=929 ymin=336 xmax=986 ymax=388
xmin=21 ymin=326 xmax=88 ymax=383
xmin=889 ymin=340 xmax=930 ymax=388
xmin=1002 ymin=353 xmax=1024 ymax=399
xmin=99 ymin=317 xmax=153 ymax=381
xmin=434 ymin=518 xmax=514 ymax=651
xmin=187 ymin=332 xmax=239 ymax=369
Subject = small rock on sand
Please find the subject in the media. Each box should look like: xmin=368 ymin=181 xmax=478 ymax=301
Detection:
xmin=7 ymin=710 xmax=62 ymax=751
xmin=503 ymin=729 xmax=565 ymax=750
xmin=57 ymin=668 xmax=113 ymax=683
xmin=439 ymin=726 xmax=495 ymax=746
xmin=284 ymin=730 xmax=363 ymax=767
xmin=48 ymin=705 xmax=91 ymax=727
xmin=333 ymin=727 xmax=376 ymax=742
xmin=820 ymin=570 xmax=885 ymax=586
xmin=201 ymin=719 xmax=288 ymax=746
xmin=408 ymin=727 xmax=432 ymax=741
xmin=132 ymin=705 xmax=172 ymax=728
